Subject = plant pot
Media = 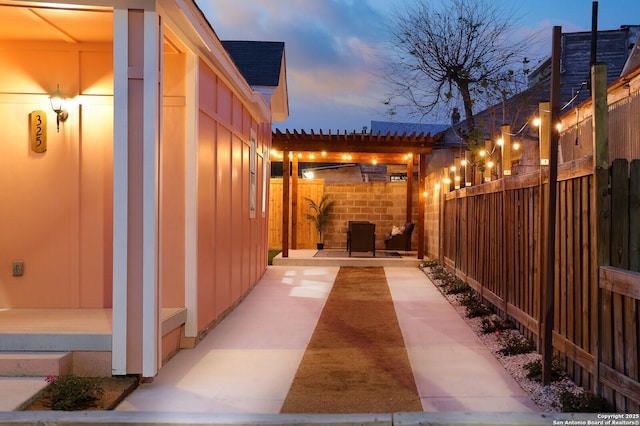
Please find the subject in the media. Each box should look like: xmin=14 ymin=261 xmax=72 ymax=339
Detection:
xmin=316 ymin=243 xmax=324 ymax=250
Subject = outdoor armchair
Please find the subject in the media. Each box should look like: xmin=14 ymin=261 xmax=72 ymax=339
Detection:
xmin=384 ymin=222 xmax=414 ymax=251
xmin=348 ymin=222 xmax=376 ymax=257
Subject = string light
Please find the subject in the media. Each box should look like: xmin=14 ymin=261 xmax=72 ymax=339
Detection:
xmin=533 ymin=114 xmax=562 ymax=132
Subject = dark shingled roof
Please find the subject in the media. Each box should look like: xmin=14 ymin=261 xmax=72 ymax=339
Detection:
xmin=222 ymin=40 xmax=284 ymax=87
xmin=371 ymin=120 xmax=448 ymax=136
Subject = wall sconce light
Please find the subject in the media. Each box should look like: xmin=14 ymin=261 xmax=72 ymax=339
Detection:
xmin=49 ymin=84 xmax=68 ymax=132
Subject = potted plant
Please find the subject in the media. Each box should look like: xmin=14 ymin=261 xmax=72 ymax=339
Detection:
xmin=304 ymin=194 xmax=335 ymax=250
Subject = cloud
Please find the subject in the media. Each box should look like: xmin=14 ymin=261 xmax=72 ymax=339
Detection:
xmin=195 ymin=0 xmax=393 ymax=129
xmin=196 ymin=0 xmax=640 ymax=131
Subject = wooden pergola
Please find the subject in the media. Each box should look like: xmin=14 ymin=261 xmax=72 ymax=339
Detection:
xmin=271 ymin=129 xmax=442 ymax=259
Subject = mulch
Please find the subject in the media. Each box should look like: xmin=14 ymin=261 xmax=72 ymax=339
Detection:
xmin=280 ymin=266 xmax=422 ymax=414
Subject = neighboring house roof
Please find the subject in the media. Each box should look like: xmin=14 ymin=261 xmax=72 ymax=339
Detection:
xmin=222 ymin=40 xmax=289 ymax=122
xmin=370 ymin=120 xmax=448 ymax=136
xmin=222 ymin=40 xmax=284 ymax=87
xmin=442 ymin=26 xmax=640 ymax=148
xmin=528 ymin=25 xmax=640 ymax=107
xmin=622 ymin=32 xmax=640 ymax=76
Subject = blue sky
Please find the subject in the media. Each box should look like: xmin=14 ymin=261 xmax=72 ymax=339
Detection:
xmin=196 ymin=0 xmax=640 ymax=132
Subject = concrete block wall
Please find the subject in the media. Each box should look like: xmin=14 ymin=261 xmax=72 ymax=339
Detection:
xmin=424 ymin=174 xmax=441 ymax=260
xmin=322 ymin=181 xmax=419 ymax=250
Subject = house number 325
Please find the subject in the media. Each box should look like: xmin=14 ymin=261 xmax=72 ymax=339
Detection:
xmin=30 ymin=110 xmax=47 ymax=153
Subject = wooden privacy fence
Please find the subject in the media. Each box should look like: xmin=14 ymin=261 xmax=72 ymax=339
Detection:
xmin=268 ymin=178 xmax=324 ymax=249
xmin=598 ymin=159 xmax=640 ymax=412
xmin=442 ymin=156 xmax=640 ymax=412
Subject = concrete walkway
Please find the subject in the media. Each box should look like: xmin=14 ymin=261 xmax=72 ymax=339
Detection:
xmin=115 ymin=265 xmax=539 ymax=414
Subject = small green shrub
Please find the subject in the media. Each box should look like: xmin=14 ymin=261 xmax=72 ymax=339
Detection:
xmin=523 ymin=357 xmax=566 ymax=382
xmin=444 ymin=278 xmax=471 ymax=295
xmin=430 ymin=265 xmax=453 ymax=282
xmin=497 ymin=331 xmax=533 ymax=356
xmin=480 ymin=315 xmax=512 ymax=334
xmin=44 ymin=375 xmax=104 ymax=410
xmin=559 ymin=389 xmax=608 ymax=412
xmin=422 ymin=259 xmax=439 ymax=268
xmin=459 ymin=292 xmax=491 ymax=318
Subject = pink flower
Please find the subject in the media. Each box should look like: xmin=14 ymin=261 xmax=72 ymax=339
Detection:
xmin=495 ymin=330 xmax=500 ymax=336
xmin=45 ymin=375 xmax=56 ymax=384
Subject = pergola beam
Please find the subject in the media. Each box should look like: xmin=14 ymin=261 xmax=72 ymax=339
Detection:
xmin=272 ymin=129 xmax=438 ymax=155
xmin=277 ymin=152 xmax=422 ymax=165
xmin=273 ymin=129 xmax=443 ymax=258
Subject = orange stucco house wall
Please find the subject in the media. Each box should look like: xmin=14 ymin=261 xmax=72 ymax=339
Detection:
xmin=0 ymin=0 xmax=286 ymax=377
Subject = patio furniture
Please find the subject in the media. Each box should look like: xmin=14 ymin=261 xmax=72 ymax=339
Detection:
xmin=348 ymin=222 xmax=376 ymax=257
xmin=384 ymin=222 xmax=414 ymax=251
xmin=346 ymin=220 xmax=369 ymax=252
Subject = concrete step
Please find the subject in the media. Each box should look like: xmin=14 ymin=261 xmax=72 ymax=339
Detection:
xmin=0 ymin=352 xmax=72 ymax=377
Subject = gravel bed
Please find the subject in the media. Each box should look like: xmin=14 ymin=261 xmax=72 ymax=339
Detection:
xmin=422 ymin=266 xmax=586 ymax=413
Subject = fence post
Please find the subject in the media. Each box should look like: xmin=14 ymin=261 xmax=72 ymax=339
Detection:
xmin=592 ymin=62 xmax=610 ymax=397
xmin=501 ymin=179 xmax=509 ymax=317
xmin=282 ymin=150 xmax=290 ymax=257
xmin=484 ymin=139 xmax=492 ymax=182
xmin=464 ymin=151 xmax=472 ymax=187
xmin=418 ymin=153 xmax=426 ymax=259
xmin=539 ymin=102 xmax=551 ymax=166
xmin=291 ymin=155 xmax=299 ymax=249
xmin=407 ymin=156 xmax=414 ymax=224
xmin=501 ymin=125 xmax=512 ymax=177
xmin=542 ymin=26 xmax=561 ymax=386
xmin=439 ymin=168 xmax=448 ymax=263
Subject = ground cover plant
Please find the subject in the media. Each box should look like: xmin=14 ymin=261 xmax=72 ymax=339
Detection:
xmin=559 ymin=389 xmax=608 ymax=412
xmin=23 ymin=375 xmax=138 ymax=411
xmin=42 ymin=375 xmax=104 ymax=410
xmin=421 ymin=259 xmax=608 ymax=412
xmin=458 ymin=291 xmax=492 ymax=318
xmin=496 ymin=330 xmax=533 ymax=356
xmin=523 ymin=357 xmax=566 ymax=382
xmin=480 ymin=315 xmax=512 ymax=334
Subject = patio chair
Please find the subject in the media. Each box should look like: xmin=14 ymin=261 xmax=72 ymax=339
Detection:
xmin=348 ymin=222 xmax=376 ymax=257
xmin=384 ymin=222 xmax=414 ymax=251
xmin=346 ymin=220 xmax=370 ymax=252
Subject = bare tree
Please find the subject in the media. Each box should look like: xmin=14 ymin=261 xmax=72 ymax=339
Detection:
xmin=384 ymin=0 xmax=530 ymax=140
